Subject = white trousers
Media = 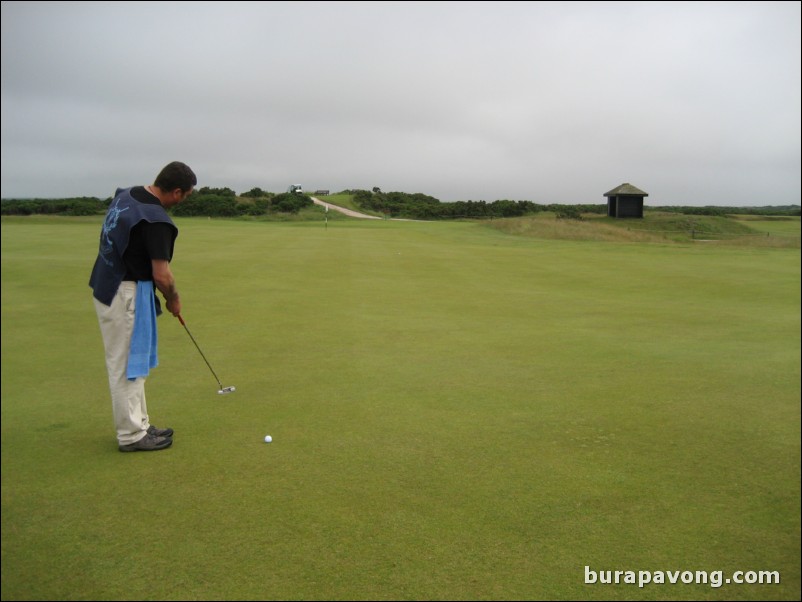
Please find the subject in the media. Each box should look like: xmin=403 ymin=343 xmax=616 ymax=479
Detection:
xmin=94 ymin=281 xmax=152 ymax=445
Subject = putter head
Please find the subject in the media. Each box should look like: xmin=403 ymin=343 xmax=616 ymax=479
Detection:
xmin=218 ymin=386 xmax=236 ymax=395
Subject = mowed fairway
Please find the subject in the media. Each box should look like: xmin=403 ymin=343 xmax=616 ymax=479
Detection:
xmin=1 ymin=216 xmax=800 ymax=601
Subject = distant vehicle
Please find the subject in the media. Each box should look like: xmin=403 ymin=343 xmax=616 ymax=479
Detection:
xmin=287 ymin=184 xmax=303 ymax=194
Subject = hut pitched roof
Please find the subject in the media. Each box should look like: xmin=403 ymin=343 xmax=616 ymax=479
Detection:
xmin=603 ymin=183 xmax=649 ymax=197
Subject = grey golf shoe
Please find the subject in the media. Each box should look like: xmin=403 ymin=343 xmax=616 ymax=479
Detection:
xmin=119 ymin=432 xmax=172 ymax=452
xmin=147 ymin=425 xmax=174 ymax=438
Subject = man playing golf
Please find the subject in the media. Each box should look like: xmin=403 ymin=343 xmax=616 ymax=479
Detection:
xmin=89 ymin=161 xmax=196 ymax=452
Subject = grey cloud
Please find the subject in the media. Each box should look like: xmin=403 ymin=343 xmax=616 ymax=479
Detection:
xmin=2 ymin=1 xmax=799 ymax=205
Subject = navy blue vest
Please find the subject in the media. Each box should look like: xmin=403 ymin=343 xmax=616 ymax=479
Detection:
xmin=89 ymin=187 xmax=177 ymax=306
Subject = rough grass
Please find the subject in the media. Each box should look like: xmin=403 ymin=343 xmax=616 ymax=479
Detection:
xmin=316 ymin=193 xmax=384 ymax=217
xmin=486 ymin=213 xmax=801 ymax=248
xmin=2 ymin=216 xmax=800 ymax=601
xmin=487 ymin=214 xmax=672 ymax=243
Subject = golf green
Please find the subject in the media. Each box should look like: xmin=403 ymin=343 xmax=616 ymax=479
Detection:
xmin=2 ymin=216 xmax=799 ymax=600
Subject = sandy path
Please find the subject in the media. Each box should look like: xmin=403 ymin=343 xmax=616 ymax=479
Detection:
xmin=310 ymin=197 xmax=381 ymax=219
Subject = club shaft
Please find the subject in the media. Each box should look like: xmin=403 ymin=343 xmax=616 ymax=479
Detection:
xmin=178 ymin=315 xmax=223 ymax=388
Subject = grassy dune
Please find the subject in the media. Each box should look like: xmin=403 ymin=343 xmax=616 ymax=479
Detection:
xmin=2 ymin=216 xmax=800 ymax=600
xmin=487 ymin=212 xmax=801 ymax=247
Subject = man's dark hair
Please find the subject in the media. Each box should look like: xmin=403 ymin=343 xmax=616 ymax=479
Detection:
xmin=154 ymin=161 xmax=197 ymax=192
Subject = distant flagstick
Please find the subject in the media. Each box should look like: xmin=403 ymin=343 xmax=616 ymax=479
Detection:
xmin=325 ymin=203 xmax=329 ymax=229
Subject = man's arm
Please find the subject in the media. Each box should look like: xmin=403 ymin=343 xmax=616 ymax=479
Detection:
xmin=152 ymin=259 xmax=181 ymax=317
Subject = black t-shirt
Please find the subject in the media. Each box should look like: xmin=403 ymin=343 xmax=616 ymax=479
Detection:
xmin=122 ymin=186 xmax=175 ymax=281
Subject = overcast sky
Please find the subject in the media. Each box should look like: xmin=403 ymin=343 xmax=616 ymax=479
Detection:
xmin=2 ymin=1 xmax=800 ymax=206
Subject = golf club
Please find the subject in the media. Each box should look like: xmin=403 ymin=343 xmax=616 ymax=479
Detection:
xmin=177 ymin=314 xmax=236 ymax=394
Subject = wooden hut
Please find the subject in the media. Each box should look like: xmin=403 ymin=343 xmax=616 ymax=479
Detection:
xmin=604 ymin=183 xmax=648 ymax=218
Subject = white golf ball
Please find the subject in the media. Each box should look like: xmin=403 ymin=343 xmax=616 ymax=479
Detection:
xmin=264 ymin=435 xmax=272 ymax=443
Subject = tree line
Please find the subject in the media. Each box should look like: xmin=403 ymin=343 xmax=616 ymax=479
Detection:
xmin=2 ymin=187 xmax=799 ymax=218
xmin=0 ymin=187 xmax=313 ymax=217
xmin=349 ymin=190 xmax=800 ymax=219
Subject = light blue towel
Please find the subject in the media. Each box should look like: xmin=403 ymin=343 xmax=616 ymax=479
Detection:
xmin=127 ymin=280 xmax=158 ymax=380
